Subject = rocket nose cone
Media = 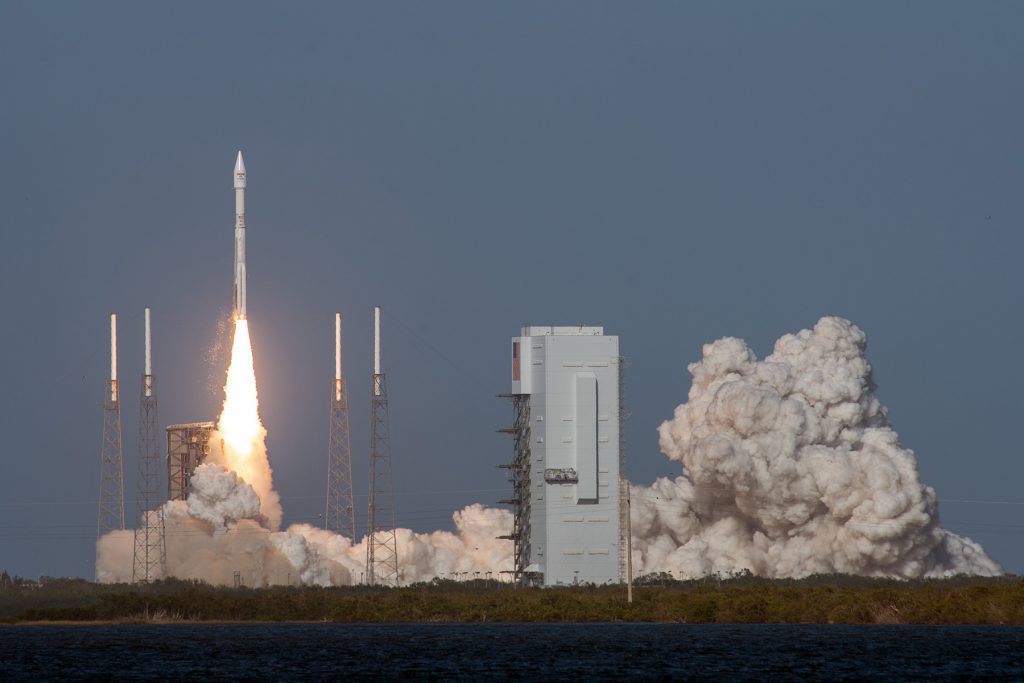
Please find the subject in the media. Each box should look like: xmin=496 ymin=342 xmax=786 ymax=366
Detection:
xmin=234 ymin=151 xmax=247 ymax=188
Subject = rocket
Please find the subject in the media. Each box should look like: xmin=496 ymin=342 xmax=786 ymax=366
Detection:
xmin=233 ymin=151 xmax=247 ymax=320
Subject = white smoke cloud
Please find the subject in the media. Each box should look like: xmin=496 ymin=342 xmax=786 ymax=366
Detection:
xmin=206 ymin=428 xmax=282 ymax=531
xmin=634 ymin=316 xmax=1001 ymax=579
xmin=95 ymin=529 xmax=135 ymax=584
xmin=97 ymin=463 xmax=513 ymax=586
xmin=186 ymin=464 xmax=262 ymax=530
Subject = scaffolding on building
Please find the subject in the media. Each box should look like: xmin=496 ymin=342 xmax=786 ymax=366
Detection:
xmin=325 ymin=313 xmax=356 ymax=539
xmin=497 ymin=393 xmax=534 ymax=586
xmin=166 ymin=422 xmax=215 ymax=501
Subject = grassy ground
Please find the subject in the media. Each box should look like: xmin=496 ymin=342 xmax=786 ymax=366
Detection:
xmin=3 ymin=575 xmax=1023 ymax=624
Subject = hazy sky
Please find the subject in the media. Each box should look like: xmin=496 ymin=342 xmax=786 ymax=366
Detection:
xmin=2 ymin=2 xmax=1022 ymax=579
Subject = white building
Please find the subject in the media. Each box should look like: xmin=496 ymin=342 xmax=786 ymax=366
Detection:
xmin=506 ymin=325 xmax=625 ymax=586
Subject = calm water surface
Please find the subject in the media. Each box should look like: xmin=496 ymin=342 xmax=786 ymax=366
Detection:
xmin=2 ymin=623 xmax=1023 ymax=680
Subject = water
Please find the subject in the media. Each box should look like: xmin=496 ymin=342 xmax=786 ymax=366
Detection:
xmin=2 ymin=623 xmax=1023 ymax=680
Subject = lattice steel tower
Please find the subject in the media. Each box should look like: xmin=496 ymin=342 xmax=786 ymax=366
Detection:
xmin=97 ymin=314 xmax=125 ymax=566
xmin=133 ymin=308 xmax=166 ymax=582
xmin=326 ymin=312 xmax=356 ymax=539
xmin=366 ymin=305 xmax=399 ymax=585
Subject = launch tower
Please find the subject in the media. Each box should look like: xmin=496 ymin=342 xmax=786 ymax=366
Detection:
xmin=97 ymin=315 xmax=125 ymax=549
xmin=325 ymin=312 xmax=356 ymax=539
xmin=366 ymin=306 xmax=399 ymax=585
xmin=132 ymin=308 xmax=166 ymax=582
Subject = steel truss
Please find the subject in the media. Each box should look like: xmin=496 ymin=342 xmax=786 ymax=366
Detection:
xmin=133 ymin=374 xmax=166 ymax=583
xmin=366 ymin=373 xmax=399 ymax=586
xmin=97 ymin=379 xmax=125 ymax=541
xmin=326 ymin=376 xmax=356 ymax=539
xmin=499 ymin=393 xmax=534 ymax=586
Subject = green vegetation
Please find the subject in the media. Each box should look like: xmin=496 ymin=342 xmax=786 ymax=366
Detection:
xmin=2 ymin=571 xmax=1024 ymax=624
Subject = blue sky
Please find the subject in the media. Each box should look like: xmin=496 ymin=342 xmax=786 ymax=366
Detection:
xmin=1 ymin=2 xmax=1022 ymax=579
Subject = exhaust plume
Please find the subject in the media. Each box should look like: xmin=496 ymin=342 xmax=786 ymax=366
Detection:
xmin=207 ymin=319 xmax=281 ymax=530
xmin=633 ymin=316 xmax=1001 ymax=579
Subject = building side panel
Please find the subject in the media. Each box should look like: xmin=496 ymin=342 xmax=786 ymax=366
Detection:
xmin=575 ymin=372 xmax=598 ymax=503
xmin=527 ymin=339 xmax=546 ymax=576
xmin=511 ymin=328 xmax=621 ymax=586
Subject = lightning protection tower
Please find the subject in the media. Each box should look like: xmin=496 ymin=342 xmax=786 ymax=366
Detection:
xmin=366 ymin=305 xmax=399 ymax=586
xmin=325 ymin=312 xmax=356 ymax=539
xmin=133 ymin=308 xmax=166 ymax=583
xmin=97 ymin=314 xmax=125 ymax=566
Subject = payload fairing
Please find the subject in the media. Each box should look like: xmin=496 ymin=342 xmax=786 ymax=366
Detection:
xmin=233 ymin=151 xmax=247 ymax=320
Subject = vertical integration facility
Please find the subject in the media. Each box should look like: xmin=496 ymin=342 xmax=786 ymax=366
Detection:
xmin=502 ymin=325 xmax=626 ymax=586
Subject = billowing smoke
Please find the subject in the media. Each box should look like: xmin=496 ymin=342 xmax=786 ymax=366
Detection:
xmin=633 ymin=316 xmax=1001 ymax=579
xmin=96 ymin=465 xmax=512 ymax=586
xmin=185 ymin=464 xmax=262 ymax=530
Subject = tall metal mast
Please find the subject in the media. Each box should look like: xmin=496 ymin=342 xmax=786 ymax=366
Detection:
xmin=366 ymin=305 xmax=399 ymax=585
xmin=326 ymin=312 xmax=356 ymax=539
xmin=133 ymin=308 xmax=166 ymax=582
xmin=97 ymin=314 xmax=125 ymax=571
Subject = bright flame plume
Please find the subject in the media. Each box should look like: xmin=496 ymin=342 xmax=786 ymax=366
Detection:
xmin=210 ymin=319 xmax=281 ymax=529
xmin=219 ymin=320 xmax=260 ymax=458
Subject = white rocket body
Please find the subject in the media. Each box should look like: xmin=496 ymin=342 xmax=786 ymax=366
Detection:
xmin=233 ymin=151 xmax=247 ymax=320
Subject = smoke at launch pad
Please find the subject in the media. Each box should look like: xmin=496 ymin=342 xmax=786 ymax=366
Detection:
xmin=97 ymin=314 xmax=1001 ymax=585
